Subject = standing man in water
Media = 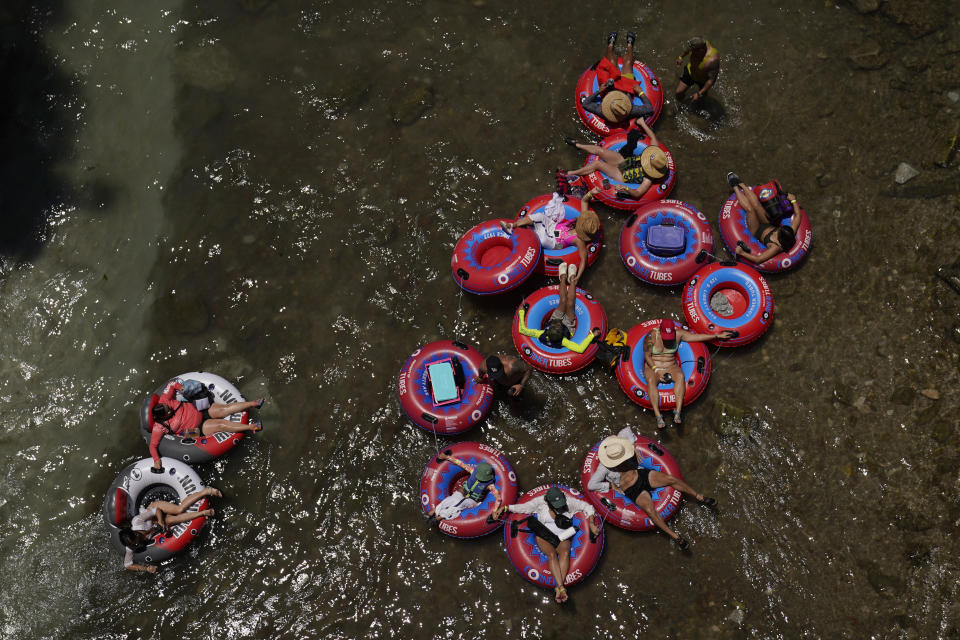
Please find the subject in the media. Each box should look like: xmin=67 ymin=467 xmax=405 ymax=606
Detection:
xmin=475 ymin=354 xmax=531 ymax=397
xmin=674 ymin=36 xmax=719 ymax=104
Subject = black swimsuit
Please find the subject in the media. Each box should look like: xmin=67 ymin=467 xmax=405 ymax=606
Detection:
xmin=621 ymin=459 xmax=654 ymax=501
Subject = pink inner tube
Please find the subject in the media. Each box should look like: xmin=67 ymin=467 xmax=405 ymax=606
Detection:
xmin=614 ymin=318 xmax=712 ymax=410
xmin=573 ymin=58 xmax=663 ymax=136
xmin=718 ymin=182 xmax=812 ymax=274
xmin=619 ymin=200 xmax=714 ymax=286
xmin=515 ymin=194 xmax=603 ymax=278
xmin=397 ymin=340 xmax=494 ymax=435
xmin=577 ymin=132 xmax=676 ymax=211
xmin=419 ymin=441 xmax=519 ymax=539
xmin=580 ymin=433 xmax=683 ymax=532
xmin=511 ymin=285 xmax=607 ymax=375
xmin=682 ymin=262 xmax=774 ymax=348
xmin=451 ymin=219 xmax=541 ymax=295
xmin=502 ymin=484 xmax=604 ymax=590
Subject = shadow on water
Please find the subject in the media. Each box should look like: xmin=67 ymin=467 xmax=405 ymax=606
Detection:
xmin=0 ymin=1 xmax=76 ymax=259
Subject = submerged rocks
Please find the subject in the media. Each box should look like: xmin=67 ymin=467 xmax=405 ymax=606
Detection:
xmin=894 ymin=163 xmax=920 ymax=184
xmin=710 ymin=399 xmax=751 ymax=437
xmin=389 ymin=82 xmax=435 ymax=126
xmin=175 ymin=44 xmax=238 ymax=92
xmin=849 ymin=40 xmax=887 ymax=70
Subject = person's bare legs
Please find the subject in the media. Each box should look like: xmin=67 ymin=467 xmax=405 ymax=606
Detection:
xmin=150 ymin=487 xmax=220 ymax=524
xmin=634 ymin=492 xmax=680 ymax=541
xmin=570 ymin=143 xmax=625 ymax=165
xmin=647 ymin=470 xmax=704 ymax=501
xmin=643 ymin=363 xmax=665 ymax=427
xmin=623 ymin=38 xmax=634 ymax=72
xmin=734 ymin=184 xmax=768 ymax=234
xmin=673 ymin=368 xmax=685 ymax=424
xmin=558 ymin=272 xmax=576 ymax=317
xmin=536 ymin=536 xmax=566 ymax=602
xmin=566 ymin=159 xmax=623 ymax=181
xmin=207 ymin=400 xmax=260 ymax=419
xmin=201 ymin=419 xmax=258 ymax=436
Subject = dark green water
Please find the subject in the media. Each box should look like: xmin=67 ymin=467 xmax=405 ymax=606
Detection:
xmin=0 ymin=1 xmax=958 ymax=638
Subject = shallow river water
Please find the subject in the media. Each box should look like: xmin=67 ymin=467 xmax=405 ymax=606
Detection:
xmin=0 ymin=1 xmax=959 ymax=638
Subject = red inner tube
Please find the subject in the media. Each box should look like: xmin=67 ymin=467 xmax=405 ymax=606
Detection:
xmin=578 ymin=132 xmax=677 ymax=211
xmin=451 ymin=219 xmax=541 ymax=295
xmin=580 ymin=433 xmax=683 ymax=531
xmin=398 ymin=340 xmax=494 ymax=435
xmin=502 ymin=485 xmax=604 ymax=590
xmin=682 ymin=262 xmax=774 ymax=347
xmin=573 ymin=58 xmax=664 ymax=136
xmin=419 ymin=441 xmax=519 ymax=539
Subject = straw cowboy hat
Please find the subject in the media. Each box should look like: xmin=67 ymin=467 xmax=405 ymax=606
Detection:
xmin=639 ymin=145 xmax=668 ymax=180
xmin=575 ymin=209 xmax=600 ymax=242
xmin=597 ymin=434 xmax=637 ymax=468
xmin=600 ymin=91 xmax=632 ymax=122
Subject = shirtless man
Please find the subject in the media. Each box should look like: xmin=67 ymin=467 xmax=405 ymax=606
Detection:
xmin=674 ymin=36 xmax=720 ymax=104
xmin=475 ymin=354 xmax=531 ymax=397
xmin=644 ymin=319 xmax=733 ymax=429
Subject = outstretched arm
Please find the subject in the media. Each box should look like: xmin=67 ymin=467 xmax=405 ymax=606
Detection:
xmin=634 ymin=116 xmax=658 ymax=148
xmin=678 ymin=329 xmax=735 ymax=342
xmin=437 ymin=452 xmax=473 ymax=474
xmin=615 ymin=179 xmax=652 ymax=199
xmin=737 ymin=242 xmax=780 ymax=264
xmin=560 ymin=328 xmax=601 ymax=354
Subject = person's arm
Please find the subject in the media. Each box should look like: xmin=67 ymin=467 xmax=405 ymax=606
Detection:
xmin=489 ymin=485 xmax=503 ymax=513
xmin=642 ymin=333 xmax=659 ymax=373
xmin=675 ymin=47 xmax=689 ymax=66
xmin=159 ymin=382 xmax=181 ymax=404
xmin=737 ymin=242 xmax=781 ymax=264
xmin=587 ymin=467 xmax=612 ymax=493
xmin=446 ymin=455 xmax=473 ymax=474
xmin=509 ymin=364 xmax=532 ymax=397
xmin=567 ymin=496 xmax=596 ymax=519
xmin=517 ymin=307 xmax=544 ymax=339
xmin=506 ymin=498 xmax=541 ymax=515
xmin=677 ymin=329 xmax=736 ymax=342
xmin=629 ymin=91 xmax=654 ymax=119
xmin=570 ymin=239 xmax=588 ymax=286
xmin=788 ymin=195 xmax=802 ymax=231
xmin=634 ymin=116 xmax=658 ymax=148
xmin=149 ymin=427 xmax=164 ymax=469
xmin=560 ymin=328 xmax=600 ymax=354
xmin=616 ymin=179 xmax=652 ymax=199
xmin=124 ymin=548 xmax=157 ymax=573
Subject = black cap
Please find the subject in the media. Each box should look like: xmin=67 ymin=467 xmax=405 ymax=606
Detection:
xmin=485 ymin=356 xmax=506 ymax=381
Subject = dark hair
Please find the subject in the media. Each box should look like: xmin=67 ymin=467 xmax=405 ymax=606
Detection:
xmin=118 ymin=528 xmax=148 ymax=553
xmin=152 ymin=404 xmax=173 ymax=422
xmin=544 ymin=321 xmax=566 ymax=345
xmin=688 ymin=36 xmax=707 ymax=52
xmin=778 ymin=226 xmax=797 ymax=251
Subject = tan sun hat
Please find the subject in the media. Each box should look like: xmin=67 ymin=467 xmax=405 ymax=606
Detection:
xmin=597 ymin=434 xmax=636 ymax=468
xmin=639 ymin=145 xmax=668 ymax=179
xmin=575 ymin=209 xmax=600 ymax=242
xmin=600 ymin=91 xmax=632 ymax=122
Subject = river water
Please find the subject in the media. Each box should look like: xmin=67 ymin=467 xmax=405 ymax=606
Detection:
xmin=0 ymin=0 xmax=958 ymax=638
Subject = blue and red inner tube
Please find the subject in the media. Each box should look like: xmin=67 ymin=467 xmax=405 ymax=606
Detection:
xmin=682 ymin=262 xmax=774 ymax=347
xmin=619 ymin=200 xmax=714 ymax=286
xmin=419 ymin=441 xmax=519 ymax=539
xmin=515 ymin=194 xmax=603 ymax=278
xmin=573 ymin=58 xmax=663 ymax=136
xmin=511 ymin=285 xmax=608 ymax=375
xmin=615 ymin=318 xmax=712 ymax=410
xmin=580 ymin=434 xmax=683 ymax=532
xmin=398 ymin=340 xmax=494 ymax=435
xmin=451 ymin=219 xmax=541 ymax=295
xmin=718 ymin=181 xmax=812 ymax=274
xmin=502 ymin=484 xmax=604 ymax=590
xmin=578 ymin=132 xmax=676 ymax=211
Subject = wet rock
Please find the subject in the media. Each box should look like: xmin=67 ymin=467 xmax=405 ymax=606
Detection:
xmin=389 ymin=83 xmax=435 ymax=126
xmin=949 ymin=92 xmax=960 ymax=103
xmin=937 ymin=263 xmax=960 ymax=296
xmin=890 ymin=386 xmax=915 ymax=405
xmin=175 ymin=44 xmax=237 ymax=92
xmin=894 ymin=163 xmax=920 ymax=184
xmin=867 ymin=565 xmax=905 ymax=596
xmin=952 ymin=324 xmax=960 ymax=344
xmin=710 ymin=399 xmax=750 ymax=437
xmin=920 ymin=388 xmax=940 ymax=400
xmin=849 ymin=40 xmax=887 ymax=70
xmin=833 ymin=382 xmax=854 ymax=406
xmin=849 ymin=0 xmax=879 ymax=13
xmin=932 ymin=121 xmax=958 ymax=167
xmin=882 ymin=0 xmax=939 ymax=37
xmin=238 ymin=0 xmax=274 ymax=11
xmin=904 ymin=541 xmax=931 ymax=567
xmin=726 ymin=607 xmax=745 ymax=624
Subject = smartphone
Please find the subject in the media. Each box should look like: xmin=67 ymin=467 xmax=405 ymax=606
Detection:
xmin=602 ymin=178 xmax=610 ymax=189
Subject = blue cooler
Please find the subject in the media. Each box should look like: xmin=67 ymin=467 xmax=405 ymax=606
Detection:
xmin=645 ymin=223 xmax=685 ymax=257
